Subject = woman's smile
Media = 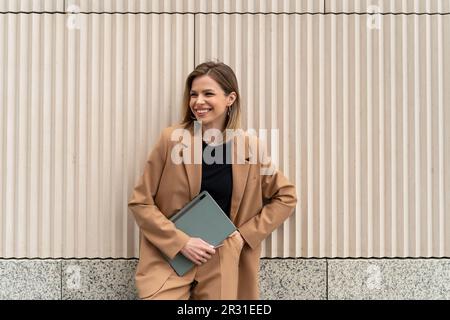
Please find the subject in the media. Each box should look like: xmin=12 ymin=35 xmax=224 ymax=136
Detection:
xmin=194 ymin=107 xmax=212 ymax=117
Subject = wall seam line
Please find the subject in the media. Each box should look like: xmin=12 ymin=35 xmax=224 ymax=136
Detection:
xmin=60 ymin=259 xmax=63 ymax=300
xmin=194 ymin=12 xmax=196 ymax=66
xmin=326 ymin=259 xmax=329 ymax=300
xmin=1 ymin=12 xmax=450 ymax=15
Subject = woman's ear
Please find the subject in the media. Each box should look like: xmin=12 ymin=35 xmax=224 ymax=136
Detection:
xmin=228 ymin=92 xmax=237 ymax=105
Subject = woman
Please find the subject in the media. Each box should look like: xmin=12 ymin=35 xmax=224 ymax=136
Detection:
xmin=128 ymin=61 xmax=297 ymax=300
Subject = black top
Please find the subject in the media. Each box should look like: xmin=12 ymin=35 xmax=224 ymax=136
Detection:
xmin=200 ymin=140 xmax=233 ymax=217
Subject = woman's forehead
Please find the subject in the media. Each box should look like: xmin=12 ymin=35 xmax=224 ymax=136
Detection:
xmin=191 ymin=75 xmax=221 ymax=90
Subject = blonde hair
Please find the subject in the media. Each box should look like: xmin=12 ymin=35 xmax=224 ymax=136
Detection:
xmin=180 ymin=61 xmax=241 ymax=131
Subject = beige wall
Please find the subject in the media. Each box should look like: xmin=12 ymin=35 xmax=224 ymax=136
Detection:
xmin=0 ymin=0 xmax=449 ymax=258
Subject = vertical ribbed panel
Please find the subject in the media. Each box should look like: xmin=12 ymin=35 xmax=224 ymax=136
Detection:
xmin=327 ymin=0 xmax=450 ymax=257
xmin=195 ymin=0 xmax=325 ymax=257
xmin=65 ymin=0 xmax=194 ymax=258
xmin=0 ymin=0 xmax=63 ymax=12
xmin=196 ymin=0 xmax=450 ymax=257
xmin=326 ymin=0 xmax=445 ymax=13
xmin=0 ymin=1 xmax=194 ymax=257
xmin=1 ymin=0 xmax=64 ymax=258
xmin=1 ymin=0 xmax=449 ymax=258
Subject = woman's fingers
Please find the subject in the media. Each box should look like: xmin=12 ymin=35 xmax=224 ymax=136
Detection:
xmin=204 ymin=246 xmax=216 ymax=255
xmin=193 ymin=252 xmax=208 ymax=265
xmin=188 ymin=251 xmax=202 ymax=265
xmin=181 ymin=237 xmax=218 ymax=265
xmin=195 ymin=248 xmax=212 ymax=261
xmin=199 ymin=239 xmax=216 ymax=254
xmin=194 ymin=246 xmax=214 ymax=264
xmin=202 ymin=252 xmax=212 ymax=260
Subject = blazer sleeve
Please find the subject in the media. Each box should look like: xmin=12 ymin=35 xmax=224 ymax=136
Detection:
xmin=237 ymin=139 xmax=298 ymax=250
xmin=128 ymin=128 xmax=190 ymax=259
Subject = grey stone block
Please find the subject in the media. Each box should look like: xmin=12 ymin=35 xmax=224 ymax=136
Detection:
xmin=0 ymin=259 xmax=61 ymax=300
xmin=5 ymin=258 xmax=449 ymax=300
xmin=259 ymin=258 xmax=327 ymax=300
xmin=62 ymin=259 xmax=138 ymax=300
xmin=328 ymin=259 xmax=450 ymax=300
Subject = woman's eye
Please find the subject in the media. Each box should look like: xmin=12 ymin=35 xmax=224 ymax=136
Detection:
xmin=190 ymin=93 xmax=213 ymax=97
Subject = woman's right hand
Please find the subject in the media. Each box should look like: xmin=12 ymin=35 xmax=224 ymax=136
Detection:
xmin=180 ymin=238 xmax=216 ymax=265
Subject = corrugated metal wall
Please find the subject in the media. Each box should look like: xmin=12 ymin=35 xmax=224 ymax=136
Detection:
xmin=0 ymin=0 xmax=449 ymax=258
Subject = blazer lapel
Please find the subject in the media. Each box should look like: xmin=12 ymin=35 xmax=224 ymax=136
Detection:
xmin=185 ymin=162 xmax=201 ymax=200
xmin=182 ymin=126 xmax=202 ymax=200
xmin=230 ymin=135 xmax=250 ymax=223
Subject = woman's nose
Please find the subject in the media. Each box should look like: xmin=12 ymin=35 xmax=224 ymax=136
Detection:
xmin=196 ymin=96 xmax=205 ymax=104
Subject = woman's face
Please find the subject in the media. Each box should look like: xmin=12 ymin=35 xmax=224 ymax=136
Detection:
xmin=189 ymin=75 xmax=236 ymax=132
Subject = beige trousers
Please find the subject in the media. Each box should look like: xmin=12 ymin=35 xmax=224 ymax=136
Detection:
xmin=144 ymin=234 xmax=243 ymax=300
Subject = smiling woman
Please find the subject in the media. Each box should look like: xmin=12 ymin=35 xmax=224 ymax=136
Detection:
xmin=188 ymin=75 xmax=236 ymax=132
xmin=181 ymin=61 xmax=241 ymax=133
xmin=128 ymin=61 xmax=297 ymax=300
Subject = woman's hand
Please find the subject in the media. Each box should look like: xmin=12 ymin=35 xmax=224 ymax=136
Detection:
xmin=180 ymin=238 xmax=216 ymax=265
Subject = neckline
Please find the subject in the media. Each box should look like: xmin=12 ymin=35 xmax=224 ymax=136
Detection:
xmin=202 ymin=139 xmax=232 ymax=147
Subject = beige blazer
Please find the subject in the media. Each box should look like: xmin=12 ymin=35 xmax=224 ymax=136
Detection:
xmin=128 ymin=124 xmax=297 ymax=299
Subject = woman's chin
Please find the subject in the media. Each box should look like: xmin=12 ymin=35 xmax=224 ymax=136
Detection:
xmin=197 ymin=118 xmax=211 ymax=126
xmin=194 ymin=116 xmax=225 ymax=131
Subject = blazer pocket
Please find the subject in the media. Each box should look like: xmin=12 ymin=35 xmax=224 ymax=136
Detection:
xmin=229 ymin=234 xmax=244 ymax=258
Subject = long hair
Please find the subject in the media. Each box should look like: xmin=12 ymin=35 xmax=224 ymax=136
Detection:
xmin=180 ymin=61 xmax=241 ymax=131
